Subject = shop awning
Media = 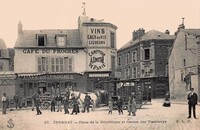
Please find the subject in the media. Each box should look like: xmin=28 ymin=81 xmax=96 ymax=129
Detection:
xmin=89 ymin=73 xmax=109 ymax=77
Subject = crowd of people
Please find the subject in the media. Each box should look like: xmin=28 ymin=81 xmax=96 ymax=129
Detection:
xmin=30 ymin=91 xmax=94 ymax=115
xmin=1 ymin=92 xmax=138 ymax=116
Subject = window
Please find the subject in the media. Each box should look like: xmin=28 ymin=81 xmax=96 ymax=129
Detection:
xmin=185 ymin=34 xmax=187 ymax=50
xmin=64 ymin=57 xmax=73 ymax=72
xmin=132 ymin=67 xmax=137 ymax=78
xmin=132 ymin=51 xmax=137 ymax=63
xmin=111 ymin=56 xmax=116 ymax=75
xmin=51 ymin=58 xmax=55 ymax=72
xmin=38 ymin=57 xmax=73 ymax=72
xmin=57 ymin=36 xmax=66 ymax=46
xmin=183 ymin=59 xmax=186 ymax=66
xmin=110 ymin=32 xmax=115 ymax=48
xmin=0 ymin=50 xmax=2 ymax=57
xmin=38 ymin=57 xmax=48 ymax=72
xmin=118 ymin=56 xmax=121 ymax=66
xmin=0 ymin=64 xmax=3 ymax=71
xmin=144 ymin=66 xmax=150 ymax=76
xmin=125 ymin=68 xmax=130 ymax=79
xmin=37 ymin=35 xmax=46 ymax=46
xmin=126 ymin=52 xmax=130 ymax=65
xmin=144 ymin=49 xmax=150 ymax=60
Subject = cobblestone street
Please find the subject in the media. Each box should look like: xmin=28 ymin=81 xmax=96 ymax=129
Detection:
xmin=0 ymin=99 xmax=200 ymax=130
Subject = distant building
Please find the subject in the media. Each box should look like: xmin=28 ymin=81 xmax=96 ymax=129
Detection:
xmin=14 ymin=16 xmax=117 ymax=103
xmin=117 ymin=29 xmax=174 ymax=98
xmin=0 ymin=39 xmax=10 ymax=71
xmin=169 ymin=28 xmax=200 ymax=102
xmin=0 ymin=39 xmax=15 ymax=104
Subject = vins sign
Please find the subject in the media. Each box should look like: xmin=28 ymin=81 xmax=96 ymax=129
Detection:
xmin=87 ymin=28 xmax=107 ymax=46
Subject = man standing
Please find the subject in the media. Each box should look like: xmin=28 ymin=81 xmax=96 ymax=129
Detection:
xmin=83 ymin=93 xmax=91 ymax=113
xmin=56 ymin=94 xmax=62 ymax=112
xmin=187 ymin=88 xmax=198 ymax=119
xmin=13 ymin=94 xmax=20 ymax=110
xmin=63 ymin=95 xmax=69 ymax=114
xmin=117 ymin=96 xmax=123 ymax=115
xmin=32 ymin=92 xmax=37 ymax=111
xmin=50 ymin=94 xmax=56 ymax=112
xmin=35 ymin=96 xmax=42 ymax=115
xmin=1 ymin=93 xmax=7 ymax=114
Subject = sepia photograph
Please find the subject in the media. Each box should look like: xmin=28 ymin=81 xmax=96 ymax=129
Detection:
xmin=0 ymin=0 xmax=200 ymax=130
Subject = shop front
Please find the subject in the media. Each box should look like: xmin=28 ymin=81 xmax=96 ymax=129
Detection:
xmin=15 ymin=73 xmax=86 ymax=98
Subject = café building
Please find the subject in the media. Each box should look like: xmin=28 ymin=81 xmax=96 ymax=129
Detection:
xmin=14 ymin=16 xmax=117 ymax=99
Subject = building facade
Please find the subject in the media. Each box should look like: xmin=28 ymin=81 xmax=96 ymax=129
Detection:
xmin=117 ymin=29 xmax=174 ymax=98
xmin=0 ymin=39 xmax=10 ymax=71
xmin=169 ymin=28 xmax=200 ymax=102
xmin=14 ymin=16 xmax=117 ymax=101
xmin=0 ymin=39 xmax=15 ymax=104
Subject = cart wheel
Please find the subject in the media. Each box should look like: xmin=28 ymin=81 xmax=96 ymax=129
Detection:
xmin=41 ymin=102 xmax=50 ymax=109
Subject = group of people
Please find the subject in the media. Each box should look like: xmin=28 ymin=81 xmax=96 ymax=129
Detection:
xmin=108 ymin=96 xmax=137 ymax=116
xmin=2 ymin=89 xmax=198 ymax=119
xmin=31 ymin=91 xmax=93 ymax=115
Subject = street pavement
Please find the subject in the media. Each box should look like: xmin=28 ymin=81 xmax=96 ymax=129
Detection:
xmin=0 ymin=99 xmax=199 ymax=130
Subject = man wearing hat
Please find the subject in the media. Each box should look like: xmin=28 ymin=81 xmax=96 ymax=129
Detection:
xmin=83 ymin=93 xmax=91 ymax=113
xmin=187 ymin=88 xmax=198 ymax=119
xmin=1 ymin=93 xmax=7 ymax=114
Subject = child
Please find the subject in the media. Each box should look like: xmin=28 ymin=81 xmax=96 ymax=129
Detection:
xmin=108 ymin=97 xmax=113 ymax=114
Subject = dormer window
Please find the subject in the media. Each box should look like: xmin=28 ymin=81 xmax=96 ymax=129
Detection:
xmin=37 ymin=34 xmax=46 ymax=46
xmin=57 ymin=35 xmax=67 ymax=47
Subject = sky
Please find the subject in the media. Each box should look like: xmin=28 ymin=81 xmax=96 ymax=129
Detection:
xmin=0 ymin=0 xmax=200 ymax=49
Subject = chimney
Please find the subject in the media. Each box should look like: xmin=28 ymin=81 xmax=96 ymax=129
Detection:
xmin=165 ymin=30 xmax=170 ymax=34
xmin=132 ymin=28 xmax=145 ymax=41
xmin=18 ymin=21 xmax=23 ymax=34
xmin=132 ymin=31 xmax=138 ymax=41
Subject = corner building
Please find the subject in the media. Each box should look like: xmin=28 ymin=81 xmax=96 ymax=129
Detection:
xmin=14 ymin=16 xmax=117 ymax=100
xmin=117 ymin=29 xmax=174 ymax=98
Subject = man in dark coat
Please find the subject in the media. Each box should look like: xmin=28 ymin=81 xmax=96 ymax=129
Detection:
xmin=50 ymin=94 xmax=56 ymax=112
xmin=35 ymin=96 xmax=42 ymax=115
xmin=187 ymin=88 xmax=198 ymax=119
xmin=71 ymin=93 xmax=80 ymax=115
xmin=63 ymin=95 xmax=69 ymax=114
xmin=83 ymin=93 xmax=91 ymax=113
xmin=117 ymin=96 xmax=123 ymax=115
xmin=13 ymin=94 xmax=20 ymax=110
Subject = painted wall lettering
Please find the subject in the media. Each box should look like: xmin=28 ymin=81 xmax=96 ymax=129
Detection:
xmin=22 ymin=49 xmax=79 ymax=54
xmin=88 ymin=50 xmax=106 ymax=70
xmin=87 ymin=28 xmax=107 ymax=46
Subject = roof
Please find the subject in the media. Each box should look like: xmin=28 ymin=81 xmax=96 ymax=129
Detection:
xmin=181 ymin=29 xmax=200 ymax=36
xmin=0 ymin=39 xmax=7 ymax=49
xmin=79 ymin=16 xmax=118 ymax=29
xmin=15 ymin=29 xmax=82 ymax=48
xmin=119 ymin=30 xmax=175 ymax=51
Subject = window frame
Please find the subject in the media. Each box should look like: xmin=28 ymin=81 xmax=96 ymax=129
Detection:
xmin=125 ymin=68 xmax=130 ymax=79
xmin=37 ymin=34 xmax=47 ymax=46
xmin=132 ymin=51 xmax=137 ymax=63
xmin=144 ymin=48 xmax=150 ymax=60
xmin=56 ymin=35 xmax=67 ymax=47
xmin=125 ymin=52 xmax=130 ymax=65
xmin=132 ymin=67 xmax=137 ymax=78
xmin=110 ymin=32 xmax=115 ymax=48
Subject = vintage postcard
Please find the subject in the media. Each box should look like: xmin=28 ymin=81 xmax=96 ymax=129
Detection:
xmin=0 ymin=0 xmax=200 ymax=130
